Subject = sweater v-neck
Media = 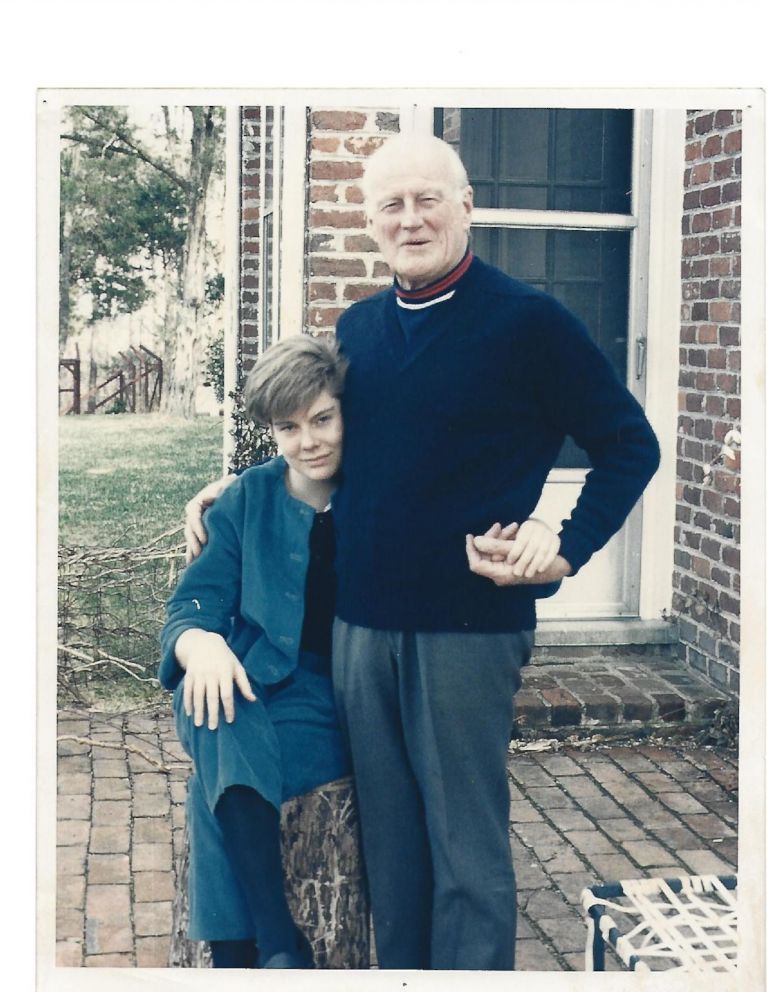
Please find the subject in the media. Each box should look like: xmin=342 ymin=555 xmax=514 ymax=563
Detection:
xmin=387 ymin=250 xmax=476 ymax=369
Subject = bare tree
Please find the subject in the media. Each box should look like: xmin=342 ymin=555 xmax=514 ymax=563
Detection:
xmin=61 ymin=105 xmax=224 ymax=417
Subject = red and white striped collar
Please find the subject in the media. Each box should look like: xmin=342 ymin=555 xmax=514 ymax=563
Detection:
xmin=394 ymin=250 xmax=473 ymax=309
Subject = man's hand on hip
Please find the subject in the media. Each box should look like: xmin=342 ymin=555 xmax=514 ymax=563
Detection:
xmin=466 ymin=519 xmax=572 ymax=587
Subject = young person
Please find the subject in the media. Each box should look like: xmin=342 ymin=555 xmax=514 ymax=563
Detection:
xmin=159 ymin=336 xmax=350 ymax=969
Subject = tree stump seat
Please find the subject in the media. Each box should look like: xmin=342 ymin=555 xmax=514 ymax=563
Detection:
xmin=168 ymin=776 xmax=370 ymax=969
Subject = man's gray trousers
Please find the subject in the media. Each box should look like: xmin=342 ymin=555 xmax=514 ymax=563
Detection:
xmin=332 ymin=620 xmax=532 ymax=970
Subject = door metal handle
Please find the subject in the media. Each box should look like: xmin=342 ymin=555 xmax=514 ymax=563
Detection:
xmin=635 ymin=337 xmax=647 ymax=380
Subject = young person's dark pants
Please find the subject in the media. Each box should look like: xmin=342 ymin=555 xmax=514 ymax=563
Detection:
xmin=174 ymin=653 xmax=349 ymax=947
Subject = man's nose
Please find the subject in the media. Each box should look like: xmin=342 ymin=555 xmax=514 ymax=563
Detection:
xmin=400 ymin=200 xmax=422 ymax=228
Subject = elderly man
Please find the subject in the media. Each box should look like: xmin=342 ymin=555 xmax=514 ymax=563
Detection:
xmin=185 ymin=134 xmax=660 ymax=970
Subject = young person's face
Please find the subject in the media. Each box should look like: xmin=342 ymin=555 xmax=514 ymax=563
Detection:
xmin=271 ymin=390 xmax=343 ymax=483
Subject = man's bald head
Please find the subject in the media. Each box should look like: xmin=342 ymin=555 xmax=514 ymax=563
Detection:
xmin=360 ymin=134 xmax=474 ymax=291
xmin=361 ymin=134 xmax=469 ymax=208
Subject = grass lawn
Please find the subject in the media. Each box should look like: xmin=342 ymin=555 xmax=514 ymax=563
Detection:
xmin=58 ymin=414 xmax=225 ymax=709
xmin=59 ymin=413 xmax=224 ymax=547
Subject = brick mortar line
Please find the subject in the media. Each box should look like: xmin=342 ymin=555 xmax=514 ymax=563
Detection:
xmin=507 ymin=759 xmax=659 ymax=958
xmin=676 ymin=413 xmax=742 ymax=427
xmin=516 ymin=896 xmax=574 ymax=970
xmin=81 ymin=710 xmax=138 ymax=966
xmin=674 ymin=543 xmax=739 ymax=561
xmin=683 ymin=187 xmax=742 ymax=197
xmin=123 ymin=710 xmax=139 ymax=967
xmin=510 ymin=746 xmax=737 ymax=888
xmin=524 ymin=666 xmax=727 ymax=725
xmin=681 ymin=747 xmax=739 ymax=777
xmin=505 ymin=787 xmax=584 ymax=968
xmin=680 ymin=291 xmax=742 ymax=298
xmin=674 ymin=525 xmax=740 ymax=545
xmin=511 ymin=760 xmax=642 ymax=873
xmin=683 ymin=175 xmax=742 ymax=188
xmin=675 ymin=473 xmax=742 ymax=490
xmin=598 ymin=748 xmax=738 ymax=847
xmin=56 ymin=711 xmax=90 ymax=966
xmin=130 ymin=710 xmax=177 ymax=959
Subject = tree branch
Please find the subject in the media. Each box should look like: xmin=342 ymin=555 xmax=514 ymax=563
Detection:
xmin=66 ymin=109 xmax=192 ymax=193
xmin=56 ymin=734 xmax=180 ymax=772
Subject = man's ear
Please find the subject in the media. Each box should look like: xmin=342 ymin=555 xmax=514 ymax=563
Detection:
xmin=462 ymin=185 xmax=474 ymax=229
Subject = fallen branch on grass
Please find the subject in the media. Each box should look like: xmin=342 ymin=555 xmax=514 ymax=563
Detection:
xmin=56 ymin=734 xmax=184 ymax=772
xmin=58 ymin=644 xmax=160 ymax=684
xmin=57 ymin=529 xmax=186 ymax=707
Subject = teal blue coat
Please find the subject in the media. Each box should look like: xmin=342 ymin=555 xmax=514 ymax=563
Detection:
xmin=159 ymin=457 xmax=350 ymax=941
xmin=160 ymin=456 xmax=321 ymax=691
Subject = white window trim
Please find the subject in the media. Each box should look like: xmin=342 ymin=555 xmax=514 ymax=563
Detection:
xmin=257 ymin=105 xmax=269 ymax=348
xmin=638 ymin=109 xmax=686 ymax=620
xmin=271 ymin=109 xmax=283 ymax=339
xmin=471 ymin=208 xmax=636 ymax=231
xmin=278 ymin=107 xmax=309 ymax=337
xmin=222 ymin=106 xmax=241 ymax=472
xmin=223 ymin=105 xmax=308 ymax=469
xmin=398 ymin=103 xmax=435 ymax=135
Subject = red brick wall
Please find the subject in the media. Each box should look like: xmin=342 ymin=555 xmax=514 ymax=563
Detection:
xmin=674 ymin=110 xmax=742 ymax=694
xmin=240 ymin=107 xmax=263 ymax=372
xmin=239 ymin=107 xmax=398 ymax=362
xmin=240 ymin=107 xmax=280 ymax=373
xmin=306 ymin=108 xmax=399 ymax=332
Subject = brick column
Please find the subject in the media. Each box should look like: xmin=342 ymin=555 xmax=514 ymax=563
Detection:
xmin=240 ymin=106 xmax=263 ymax=373
xmin=674 ymin=110 xmax=741 ymax=694
xmin=307 ymin=108 xmax=399 ymax=331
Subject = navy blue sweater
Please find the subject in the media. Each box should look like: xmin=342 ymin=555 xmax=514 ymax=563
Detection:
xmin=332 ymin=254 xmax=660 ymax=633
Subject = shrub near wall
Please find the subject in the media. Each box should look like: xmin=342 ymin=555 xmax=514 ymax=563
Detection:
xmin=674 ymin=110 xmax=742 ymax=695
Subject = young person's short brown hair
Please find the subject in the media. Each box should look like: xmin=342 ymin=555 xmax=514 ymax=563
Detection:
xmin=243 ymin=335 xmax=348 ymax=426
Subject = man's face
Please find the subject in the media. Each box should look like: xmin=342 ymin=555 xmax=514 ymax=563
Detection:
xmin=366 ymin=155 xmax=473 ymax=291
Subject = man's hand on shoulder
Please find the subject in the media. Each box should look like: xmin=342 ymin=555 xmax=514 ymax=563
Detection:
xmin=465 ymin=519 xmax=572 ymax=587
xmin=184 ymin=474 xmax=237 ymax=563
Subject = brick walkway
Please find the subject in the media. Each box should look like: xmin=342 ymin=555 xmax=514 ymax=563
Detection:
xmin=56 ymin=698 xmax=738 ymax=971
xmin=56 ymin=709 xmax=189 ymax=968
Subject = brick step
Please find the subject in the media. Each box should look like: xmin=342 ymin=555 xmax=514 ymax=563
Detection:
xmin=514 ymin=653 xmax=732 ymax=737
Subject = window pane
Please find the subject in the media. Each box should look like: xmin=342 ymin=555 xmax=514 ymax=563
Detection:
xmin=470 ymin=227 xmax=631 ymax=468
xmin=437 ymin=108 xmax=633 ymax=215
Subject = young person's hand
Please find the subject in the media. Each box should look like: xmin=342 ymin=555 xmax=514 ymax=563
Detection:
xmin=466 ymin=518 xmax=571 ymax=586
xmin=174 ymin=629 xmax=256 ymax=729
xmin=184 ymin=475 xmax=237 ymax=563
